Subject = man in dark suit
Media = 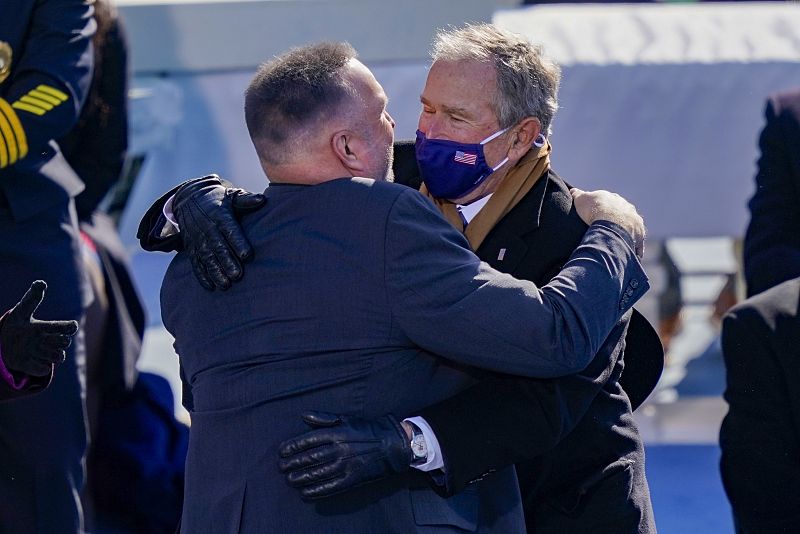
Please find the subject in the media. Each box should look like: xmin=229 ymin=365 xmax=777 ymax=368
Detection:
xmin=0 ymin=281 xmax=79 ymax=401
xmin=0 ymin=1 xmax=94 ymax=531
xmin=141 ymin=25 xmax=659 ymax=533
xmin=141 ymin=25 xmax=662 ymax=533
xmin=719 ymin=276 xmax=800 ymax=533
xmin=160 ymin=42 xmax=648 ymax=532
xmin=744 ymin=88 xmax=800 ymax=296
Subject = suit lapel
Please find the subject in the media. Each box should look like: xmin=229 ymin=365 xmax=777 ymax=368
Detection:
xmin=476 ymin=173 xmax=550 ymax=273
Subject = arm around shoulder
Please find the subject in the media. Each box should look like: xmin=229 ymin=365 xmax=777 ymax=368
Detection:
xmin=385 ymin=189 xmax=648 ymax=378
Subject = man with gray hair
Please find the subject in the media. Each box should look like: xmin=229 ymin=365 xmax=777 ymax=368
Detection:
xmin=143 ymin=24 xmax=658 ymax=534
xmin=277 ymin=24 xmax=657 ymax=534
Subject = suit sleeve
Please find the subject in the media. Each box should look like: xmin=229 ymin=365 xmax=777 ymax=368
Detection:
xmin=136 ymin=183 xmax=185 ymax=252
xmin=384 ymin=188 xmax=648 ymax=378
xmin=743 ymin=96 xmax=800 ymax=296
xmin=137 ymin=175 xmax=242 ymax=253
xmin=719 ymin=309 xmax=800 ymax=532
xmin=417 ymin=316 xmax=629 ymax=494
xmin=0 ymin=0 xmax=95 ymax=170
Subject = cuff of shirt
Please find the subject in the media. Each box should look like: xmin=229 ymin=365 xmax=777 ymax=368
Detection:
xmin=161 ymin=194 xmax=181 ymax=237
xmin=405 ymin=416 xmax=445 ymax=472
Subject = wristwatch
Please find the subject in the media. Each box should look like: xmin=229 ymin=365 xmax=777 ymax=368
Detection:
xmin=408 ymin=422 xmax=428 ymax=465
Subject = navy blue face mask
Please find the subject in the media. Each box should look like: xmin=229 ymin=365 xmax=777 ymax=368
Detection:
xmin=415 ymin=128 xmax=509 ymax=200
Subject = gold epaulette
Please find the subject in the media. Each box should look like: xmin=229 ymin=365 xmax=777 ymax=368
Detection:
xmin=12 ymin=84 xmax=69 ymax=116
xmin=0 ymin=97 xmax=28 ymax=169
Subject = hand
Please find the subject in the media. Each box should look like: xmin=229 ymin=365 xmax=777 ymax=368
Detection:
xmin=172 ymin=175 xmax=266 ymax=291
xmin=0 ymin=281 xmax=79 ymax=377
xmin=278 ymin=411 xmax=411 ymax=500
xmin=571 ymin=188 xmax=646 ymax=257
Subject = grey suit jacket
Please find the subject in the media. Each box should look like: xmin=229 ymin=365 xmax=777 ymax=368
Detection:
xmin=161 ymin=178 xmax=648 ymax=533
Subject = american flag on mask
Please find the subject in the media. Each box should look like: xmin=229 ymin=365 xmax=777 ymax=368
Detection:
xmin=454 ymin=151 xmax=478 ymax=165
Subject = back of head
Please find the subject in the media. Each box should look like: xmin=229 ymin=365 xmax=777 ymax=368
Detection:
xmin=244 ymin=42 xmax=358 ymax=171
xmin=431 ymin=23 xmax=561 ymax=136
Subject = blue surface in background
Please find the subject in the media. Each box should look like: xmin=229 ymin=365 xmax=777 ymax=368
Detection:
xmin=131 ymin=250 xmax=173 ymax=326
xmin=646 ymin=444 xmax=733 ymax=534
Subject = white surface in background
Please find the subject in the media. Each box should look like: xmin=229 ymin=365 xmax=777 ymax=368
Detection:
xmin=496 ymin=3 xmax=800 ymax=65
xmin=117 ymin=0 xmax=493 ymax=72
xmin=635 ymin=396 xmax=727 ymax=445
xmin=666 ymin=238 xmax=738 ymax=274
xmin=137 ymin=326 xmax=189 ymax=422
xmin=492 ymin=3 xmax=800 ymax=240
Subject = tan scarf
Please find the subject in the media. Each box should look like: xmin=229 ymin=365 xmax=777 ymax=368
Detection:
xmin=420 ymin=140 xmax=551 ymax=251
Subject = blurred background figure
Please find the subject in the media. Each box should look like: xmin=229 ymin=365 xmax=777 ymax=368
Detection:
xmin=719 ymin=276 xmax=800 ymax=533
xmin=743 ymin=88 xmax=800 ymax=298
xmin=0 ymin=1 xmax=94 ymax=531
xmin=717 ymin=86 xmax=800 ymax=533
xmin=56 ymin=1 xmax=187 ymax=532
xmin=0 ymin=281 xmax=79 ymax=401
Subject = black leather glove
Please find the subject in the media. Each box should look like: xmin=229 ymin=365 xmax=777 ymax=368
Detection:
xmin=0 ymin=281 xmax=79 ymax=377
xmin=278 ymin=411 xmax=412 ymax=500
xmin=171 ymin=175 xmax=266 ymax=291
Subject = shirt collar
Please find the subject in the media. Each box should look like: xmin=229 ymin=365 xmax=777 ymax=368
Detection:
xmin=457 ymin=194 xmax=493 ymax=225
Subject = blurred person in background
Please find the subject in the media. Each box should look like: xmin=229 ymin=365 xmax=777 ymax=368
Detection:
xmin=719 ymin=275 xmax=800 ymax=533
xmin=0 ymin=1 xmax=95 ymax=531
xmin=743 ymin=88 xmax=800 ymax=297
xmin=0 ymin=281 xmax=79 ymax=401
xmin=139 ymin=23 xmax=660 ymax=534
xmin=58 ymin=1 xmax=188 ymax=531
xmin=720 ymin=86 xmax=800 ymax=534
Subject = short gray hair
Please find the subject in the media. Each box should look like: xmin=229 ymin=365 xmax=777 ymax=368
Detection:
xmin=244 ymin=42 xmax=358 ymax=165
xmin=431 ymin=24 xmax=561 ymax=136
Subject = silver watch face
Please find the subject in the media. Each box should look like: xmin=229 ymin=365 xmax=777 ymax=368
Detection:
xmin=411 ymin=433 xmax=428 ymax=459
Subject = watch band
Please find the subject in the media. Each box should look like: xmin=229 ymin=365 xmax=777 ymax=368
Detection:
xmin=409 ymin=421 xmax=428 ymax=465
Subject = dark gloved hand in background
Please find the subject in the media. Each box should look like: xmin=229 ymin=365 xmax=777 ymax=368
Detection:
xmin=278 ymin=411 xmax=411 ymax=500
xmin=0 ymin=281 xmax=79 ymax=377
xmin=171 ymin=175 xmax=266 ymax=291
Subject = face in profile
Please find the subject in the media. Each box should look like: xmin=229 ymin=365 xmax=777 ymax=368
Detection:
xmin=343 ymin=59 xmax=396 ymax=182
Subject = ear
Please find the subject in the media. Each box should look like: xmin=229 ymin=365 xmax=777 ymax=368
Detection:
xmin=508 ymin=117 xmax=542 ymax=160
xmin=331 ymin=130 xmax=368 ymax=175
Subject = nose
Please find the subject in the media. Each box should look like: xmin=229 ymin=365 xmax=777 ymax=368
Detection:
xmin=418 ymin=112 xmax=444 ymax=139
xmin=386 ymin=111 xmax=396 ymax=129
